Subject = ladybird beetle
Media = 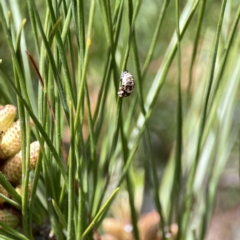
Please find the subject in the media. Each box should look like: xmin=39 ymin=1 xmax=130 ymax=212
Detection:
xmin=117 ymin=70 xmax=135 ymax=97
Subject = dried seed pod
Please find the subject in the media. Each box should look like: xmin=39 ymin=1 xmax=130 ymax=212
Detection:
xmin=0 ymin=130 xmax=4 ymax=142
xmin=0 ymin=184 xmax=10 ymax=204
xmin=0 ymin=105 xmax=17 ymax=133
xmin=28 ymin=141 xmax=40 ymax=169
xmin=15 ymin=182 xmax=33 ymax=198
xmin=0 ymin=119 xmax=34 ymax=159
xmin=170 ymin=223 xmax=178 ymax=239
xmin=102 ymin=218 xmax=133 ymax=240
xmin=1 ymin=141 xmax=40 ymax=184
xmin=138 ymin=211 xmax=160 ymax=240
xmin=101 ymin=234 xmax=118 ymax=240
xmin=0 ymin=209 xmax=20 ymax=228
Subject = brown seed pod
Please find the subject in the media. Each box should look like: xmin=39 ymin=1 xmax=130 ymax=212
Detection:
xmin=101 ymin=234 xmax=118 ymax=240
xmin=138 ymin=211 xmax=160 ymax=240
xmin=0 ymin=184 xmax=10 ymax=204
xmin=0 ymin=119 xmax=34 ymax=159
xmin=0 ymin=141 xmax=40 ymax=184
xmin=0 ymin=105 xmax=17 ymax=133
xmin=15 ymin=182 xmax=33 ymax=198
xmin=170 ymin=223 xmax=178 ymax=239
xmin=28 ymin=141 xmax=40 ymax=169
xmin=0 ymin=130 xmax=4 ymax=142
xmin=102 ymin=218 xmax=133 ymax=240
xmin=0 ymin=209 xmax=20 ymax=228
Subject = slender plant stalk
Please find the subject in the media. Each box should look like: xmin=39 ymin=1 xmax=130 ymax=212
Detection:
xmin=172 ymin=0 xmax=182 ymax=227
xmin=178 ymin=0 xmax=228 ymax=239
xmin=187 ymin=0 xmax=206 ymax=104
xmin=142 ymin=0 xmax=170 ymax=77
xmin=120 ymin=120 xmax=140 ymax=240
xmin=82 ymin=188 xmax=119 ymax=239
xmin=67 ymin=102 xmax=75 ymax=240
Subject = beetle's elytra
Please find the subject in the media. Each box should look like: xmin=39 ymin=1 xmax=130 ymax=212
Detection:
xmin=117 ymin=70 xmax=135 ymax=97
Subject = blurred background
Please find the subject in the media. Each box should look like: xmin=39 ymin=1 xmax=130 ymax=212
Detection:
xmin=1 ymin=0 xmax=240 ymax=239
